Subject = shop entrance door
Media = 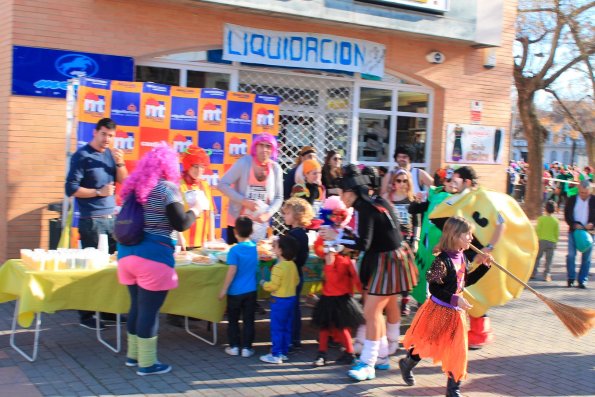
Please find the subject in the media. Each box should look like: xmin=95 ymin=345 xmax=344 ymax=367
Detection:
xmin=238 ymin=69 xmax=354 ymax=174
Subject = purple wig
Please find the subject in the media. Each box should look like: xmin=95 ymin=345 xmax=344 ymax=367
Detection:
xmin=119 ymin=143 xmax=181 ymax=204
xmin=250 ymin=133 xmax=278 ymax=161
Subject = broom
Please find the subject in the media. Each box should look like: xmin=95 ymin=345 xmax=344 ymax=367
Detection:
xmin=469 ymin=244 xmax=595 ymax=337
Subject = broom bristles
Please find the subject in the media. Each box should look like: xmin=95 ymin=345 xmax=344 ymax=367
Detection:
xmin=536 ymin=291 xmax=595 ymax=337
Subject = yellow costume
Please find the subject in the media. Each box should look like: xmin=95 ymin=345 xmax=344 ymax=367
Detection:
xmin=180 ymin=178 xmax=214 ymax=248
xmin=430 ymin=187 xmax=538 ymax=317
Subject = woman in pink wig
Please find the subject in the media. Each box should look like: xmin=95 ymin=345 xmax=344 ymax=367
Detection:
xmin=117 ymin=143 xmax=203 ymax=376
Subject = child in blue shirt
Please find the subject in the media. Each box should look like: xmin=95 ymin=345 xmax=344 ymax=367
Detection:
xmin=219 ymin=217 xmax=259 ymax=358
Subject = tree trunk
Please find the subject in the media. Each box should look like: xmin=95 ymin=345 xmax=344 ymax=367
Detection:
xmin=584 ymin=134 xmax=595 ymax=167
xmin=517 ymin=93 xmax=544 ymax=219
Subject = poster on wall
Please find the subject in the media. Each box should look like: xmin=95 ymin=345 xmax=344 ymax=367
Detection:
xmin=74 ymin=77 xmax=280 ymax=242
xmin=445 ymin=123 xmax=504 ymax=164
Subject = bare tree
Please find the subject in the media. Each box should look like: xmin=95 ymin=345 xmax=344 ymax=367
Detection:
xmin=514 ymin=0 xmax=594 ymax=218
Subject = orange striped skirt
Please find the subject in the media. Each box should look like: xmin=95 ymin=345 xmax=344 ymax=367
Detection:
xmin=402 ymin=298 xmax=468 ymax=382
xmin=363 ymin=243 xmax=418 ymax=296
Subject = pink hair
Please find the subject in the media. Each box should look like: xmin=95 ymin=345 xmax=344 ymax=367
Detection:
xmin=322 ymin=195 xmax=353 ymax=227
xmin=119 ymin=143 xmax=181 ymax=204
xmin=250 ymin=133 xmax=278 ymax=161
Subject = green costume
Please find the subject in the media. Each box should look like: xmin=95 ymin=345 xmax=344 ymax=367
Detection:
xmin=411 ymin=186 xmax=451 ymax=303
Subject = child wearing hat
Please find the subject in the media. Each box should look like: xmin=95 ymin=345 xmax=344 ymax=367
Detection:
xmin=179 ymin=145 xmax=214 ymax=249
xmin=291 ymin=158 xmax=326 ymax=216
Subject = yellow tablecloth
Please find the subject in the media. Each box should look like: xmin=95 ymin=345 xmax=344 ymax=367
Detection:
xmin=0 ymin=260 xmax=228 ymax=327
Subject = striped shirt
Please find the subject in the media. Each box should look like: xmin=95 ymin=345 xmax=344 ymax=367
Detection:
xmin=144 ymin=180 xmax=182 ymax=239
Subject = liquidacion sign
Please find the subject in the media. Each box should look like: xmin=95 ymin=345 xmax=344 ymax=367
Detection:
xmin=223 ymin=24 xmax=385 ymax=78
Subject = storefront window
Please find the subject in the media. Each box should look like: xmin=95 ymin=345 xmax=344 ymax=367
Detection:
xmin=187 ymin=71 xmax=230 ymax=90
xmin=357 ymin=114 xmax=391 ymax=162
xmin=398 ymin=91 xmax=429 ymax=113
xmin=396 ymin=116 xmax=427 ymax=163
xmin=360 ymin=87 xmax=392 ymax=110
xmin=135 ymin=66 xmax=180 ymax=86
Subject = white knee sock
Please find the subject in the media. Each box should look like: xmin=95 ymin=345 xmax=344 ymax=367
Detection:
xmin=359 ymin=339 xmax=380 ymax=366
xmin=378 ymin=336 xmax=389 ymax=358
xmin=387 ymin=321 xmax=401 ymax=342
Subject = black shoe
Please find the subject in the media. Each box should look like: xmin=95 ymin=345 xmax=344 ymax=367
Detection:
xmin=80 ymin=318 xmax=106 ymax=330
xmin=577 ymin=283 xmax=587 ymax=289
xmin=398 ymin=356 xmax=419 ymax=386
xmin=313 ymin=352 xmax=327 ymax=367
xmin=446 ymin=374 xmax=462 ymax=397
xmin=288 ymin=343 xmax=302 ymax=354
xmin=567 ymin=279 xmax=575 ymax=288
xmin=335 ymin=351 xmax=356 ymax=365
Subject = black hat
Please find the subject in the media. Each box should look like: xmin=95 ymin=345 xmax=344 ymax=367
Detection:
xmin=339 ymin=164 xmax=371 ymax=191
xmin=361 ymin=166 xmax=381 ymax=191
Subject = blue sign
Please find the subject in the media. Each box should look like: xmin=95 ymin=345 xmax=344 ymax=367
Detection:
xmin=12 ymin=46 xmax=134 ymax=97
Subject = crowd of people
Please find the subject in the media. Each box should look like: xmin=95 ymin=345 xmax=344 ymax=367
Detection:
xmin=65 ymin=118 xmax=592 ymax=395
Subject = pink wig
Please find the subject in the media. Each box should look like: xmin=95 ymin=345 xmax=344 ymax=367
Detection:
xmin=322 ymin=195 xmax=353 ymax=227
xmin=120 ymin=143 xmax=181 ymax=204
xmin=250 ymin=133 xmax=278 ymax=161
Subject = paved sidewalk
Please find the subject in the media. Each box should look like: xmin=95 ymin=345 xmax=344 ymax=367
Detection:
xmin=0 ymin=215 xmax=593 ymax=396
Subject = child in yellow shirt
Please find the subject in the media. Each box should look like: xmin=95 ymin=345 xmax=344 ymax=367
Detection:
xmin=259 ymin=235 xmax=300 ymax=364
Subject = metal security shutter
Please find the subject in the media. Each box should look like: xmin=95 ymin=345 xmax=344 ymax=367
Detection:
xmin=239 ymin=68 xmax=354 ymax=234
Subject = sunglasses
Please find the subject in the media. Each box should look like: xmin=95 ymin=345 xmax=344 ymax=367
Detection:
xmin=394 ymin=179 xmax=408 ymax=184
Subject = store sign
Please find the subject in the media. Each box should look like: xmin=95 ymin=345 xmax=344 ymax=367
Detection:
xmin=12 ymin=46 xmax=134 ymax=97
xmin=445 ymin=123 xmax=504 ymax=164
xmin=223 ymin=24 xmax=385 ymax=77
xmin=366 ymin=0 xmax=450 ymax=13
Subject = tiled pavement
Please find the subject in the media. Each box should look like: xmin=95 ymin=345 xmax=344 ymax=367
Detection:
xmin=0 ymin=214 xmax=593 ymax=396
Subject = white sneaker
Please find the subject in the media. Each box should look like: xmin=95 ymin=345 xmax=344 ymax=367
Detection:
xmin=225 ymin=346 xmax=239 ymax=356
xmin=260 ymin=353 xmax=282 ymax=364
xmin=241 ymin=348 xmax=255 ymax=358
xmin=280 ymin=354 xmax=289 ymax=361
xmin=347 ymin=362 xmax=376 ymax=381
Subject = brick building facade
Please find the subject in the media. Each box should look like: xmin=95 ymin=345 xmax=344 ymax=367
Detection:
xmin=0 ymin=0 xmax=517 ymax=260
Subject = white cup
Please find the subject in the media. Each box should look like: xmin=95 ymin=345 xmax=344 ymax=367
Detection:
xmin=97 ymin=234 xmax=109 ymax=254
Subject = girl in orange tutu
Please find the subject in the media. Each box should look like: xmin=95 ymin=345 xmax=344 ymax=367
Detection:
xmin=399 ymin=216 xmax=491 ymax=397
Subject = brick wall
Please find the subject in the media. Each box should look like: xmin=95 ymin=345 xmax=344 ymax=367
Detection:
xmin=0 ymin=1 xmax=13 ymax=261
xmin=2 ymin=0 xmax=517 ymax=260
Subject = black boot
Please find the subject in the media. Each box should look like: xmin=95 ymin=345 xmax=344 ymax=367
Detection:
xmin=446 ymin=374 xmax=462 ymax=397
xmin=398 ymin=355 xmax=420 ymax=386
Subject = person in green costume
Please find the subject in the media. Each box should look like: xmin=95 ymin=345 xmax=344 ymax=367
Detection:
xmin=409 ymin=179 xmax=454 ymax=303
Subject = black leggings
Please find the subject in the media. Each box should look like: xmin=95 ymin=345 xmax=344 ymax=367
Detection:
xmin=126 ymin=285 xmax=168 ymax=338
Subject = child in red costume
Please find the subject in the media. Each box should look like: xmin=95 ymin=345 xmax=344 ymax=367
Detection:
xmin=311 ymin=197 xmax=364 ymax=366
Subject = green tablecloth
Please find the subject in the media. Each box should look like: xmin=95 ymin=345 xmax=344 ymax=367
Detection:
xmin=0 ymin=260 xmax=228 ymax=327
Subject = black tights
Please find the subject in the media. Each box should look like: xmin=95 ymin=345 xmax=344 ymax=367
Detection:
xmin=126 ymin=285 xmax=168 ymax=338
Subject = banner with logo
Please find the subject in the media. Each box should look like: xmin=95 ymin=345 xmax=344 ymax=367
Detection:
xmin=74 ymin=77 xmax=280 ymax=242
xmin=12 ymin=46 xmax=133 ymax=97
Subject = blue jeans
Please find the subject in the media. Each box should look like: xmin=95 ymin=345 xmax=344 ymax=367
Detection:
xmin=270 ymin=296 xmax=296 ymax=356
xmin=566 ymin=232 xmax=592 ymax=284
xmin=292 ymin=276 xmax=304 ymax=346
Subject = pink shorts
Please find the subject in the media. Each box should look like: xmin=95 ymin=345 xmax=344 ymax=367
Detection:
xmin=117 ymin=256 xmax=178 ymax=291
